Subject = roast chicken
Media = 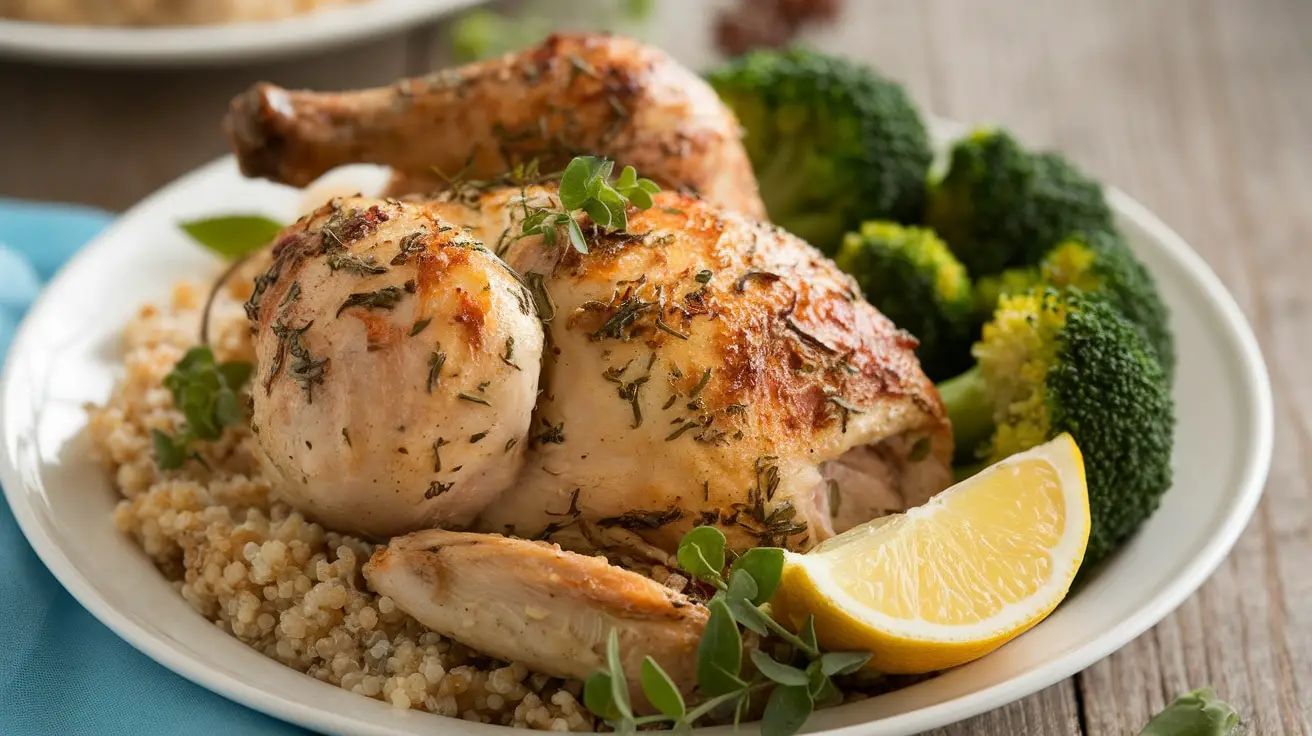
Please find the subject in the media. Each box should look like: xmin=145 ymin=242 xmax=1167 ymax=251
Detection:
xmin=230 ymin=33 xmax=954 ymax=700
xmin=225 ymin=32 xmax=765 ymax=219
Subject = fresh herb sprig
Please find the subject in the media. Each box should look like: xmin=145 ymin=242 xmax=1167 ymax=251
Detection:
xmin=151 ymin=346 xmax=253 ymax=470
xmin=584 ymin=526 xmax=871 ymax=736
xmin=520 ymin=156 xmax=660 ymax=254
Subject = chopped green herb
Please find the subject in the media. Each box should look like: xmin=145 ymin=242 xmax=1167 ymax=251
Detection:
xmin=457 ymin=392 xmax=491 ymax=406
xmin=326 ymin=252 xmax=388 ymax=276
xmin=470 ymin=431 xmax=488 ymax=443
xmin=151 ymin=346 xmax=253 ymax=470
xmin=695 ymin=269 xmax=713 ymax=284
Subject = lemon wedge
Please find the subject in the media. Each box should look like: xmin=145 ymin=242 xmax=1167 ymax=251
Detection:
xmin=772 ymin=433 xmax=1090 ymax=674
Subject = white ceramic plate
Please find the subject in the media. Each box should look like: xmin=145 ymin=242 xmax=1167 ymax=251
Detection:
xmin=0 ymin=125 xmax=1274 ymax=735
xmin=0 ymin=0 xmax=483 ymax=66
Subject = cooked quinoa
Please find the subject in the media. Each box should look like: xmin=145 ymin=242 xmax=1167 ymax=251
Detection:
xmin=87 ymin=280 xmax=596 ymax=731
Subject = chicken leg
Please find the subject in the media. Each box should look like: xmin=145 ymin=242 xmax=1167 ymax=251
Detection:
xmin=224 ymin=33 xmax=766 ymax=219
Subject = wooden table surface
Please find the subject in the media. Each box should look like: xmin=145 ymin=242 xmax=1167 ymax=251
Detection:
xmin=1 ymin=0 xmax=1308 ymax=734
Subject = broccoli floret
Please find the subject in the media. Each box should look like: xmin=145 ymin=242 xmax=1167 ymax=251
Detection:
xmin=708 ymin=48 xmax=933 ymax=255
xmin=926 ymin=128 xmax=1115 ymax=276
xmin=835 ymin=222 xmax=975 ymax=380
xmin=976 ymin=231 xmax=1174 ymax=379
xmin=937 ymin=289 xmax=1175 ymax=570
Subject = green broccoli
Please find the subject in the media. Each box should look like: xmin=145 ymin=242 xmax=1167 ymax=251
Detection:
xmin=835 ymin=221 xmax=976 ymax=380
xmin=936 ymin=289 xmax=1175 ymax=570
xmin=926 ymin=128 xmax=1115 ymax=276
xmin=708 ymin=48 xmax=933 ymax=255
xmin=976 ymin=231 xmax=1175 ymax=379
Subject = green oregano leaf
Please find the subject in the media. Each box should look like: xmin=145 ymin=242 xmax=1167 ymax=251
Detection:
xmin=566 ymin=218 xmax=589 ymax=254
xmin=749 ymin=650 xmax=810 ymax=687
xmin=761 ymin=684 xmax=814 ymax=736
xmin=583 ymin=671 xmax=621 ymax=721
xmin=640 ymin=657 xmax=685 ymax=718
xmin=820 ymin=651 xmax=872 ymax=677
xmin=180 ymin=215 xmax=284 ymax=260
xmin=604 ymin=629 xmax=633 ymax=720
xmin=696 ymin=598 xmax=742 ymax=696
xmin=730 ymin=547 xmax=786 ymax=604
xmin=1139 ymin=688 xmax=1241 ymax=736
xmin=677 ymin=526 xmax=726 ymax=583
xmin=150 ymin=429 xmax=189 ymax=470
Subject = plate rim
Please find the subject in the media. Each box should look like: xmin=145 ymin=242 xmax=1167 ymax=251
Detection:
xmin=0 ymin=152 xmax=1275 ymax=735
xmin=0 ymin=0 xmax=485 ymax=66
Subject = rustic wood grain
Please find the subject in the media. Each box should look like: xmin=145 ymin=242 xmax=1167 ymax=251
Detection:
xmin=1 ymin=1 xmax=1310 ymax=734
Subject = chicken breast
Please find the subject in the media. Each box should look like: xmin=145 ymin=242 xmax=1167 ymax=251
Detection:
xmin=224 ymin=33 xmax=765 ymax=219
xmin=414 ymin=184 xmax=954 ymax=555
xmin=246 ymin=197 xmax=544 ymax=538
xmin=363 ymin=530 xmax=707 ymax=702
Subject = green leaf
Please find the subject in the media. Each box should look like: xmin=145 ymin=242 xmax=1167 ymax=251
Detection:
xmin=812 ymin=676 xmax=842 ymax=708
xmin=559 ymin=156 xmax=611 ymax=210
xmin=800 ymin=615 xmax=819 ymax=653
xmin=180 ymin=215 xmax=283 ymax=260
xmin=605 ymin=629 xmax=634 ymax=719
xmin=637 ymin=178 xmax=661 ymax=194
xmin=217 ymin=361 xmax=254 ymax=390
xmin=1139 ymin=688 xmax=1241 ymax=736
xmin=213 ymin=388 xmax=241 ymax=429
xmin=567 ymin=218 xmax=590 ymax=254
xmin=730 ymin=547 xmax=785 ymax=604
xmin=583 ymin=672 xmax=621 ymax=721
xmin=749 ymin=650 xmax=810 ymax=686
xmin=626 ymin=187 xmax=654 ymax=210
xmin=696 ymin=599 xmax=743 ymax=696
xmin=820 ymin=651 xmax=872 ymax=677
xmin=596 ymin=186 xmax=629 ymax=232
xmin=640 ymin=657 xmax=685 ymax=718
xmin=616 ymin=165 xmax=638 ymax=190
xmin=761 ymin=684 xmax=814 ymax=736
xmin=582 ymin=198 xmax=614 ymax=230
xmin=726 ymin=568 xmax=759 ymax=602
xmin=677 ymin=526 xmax=726 ymax=583
xmin=727 ymin=597 xmax=770 ymax=636
xmin=151 ymin=429 xmax=189 ymax=470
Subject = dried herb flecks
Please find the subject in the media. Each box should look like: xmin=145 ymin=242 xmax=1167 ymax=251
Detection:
xmin=470 ymin=431 xmax=488 ymax=443
xmin=427 ymin=351 xmax=446 ymax=393
xmin=501 ymin=337 xmax=520 ymax=370
xmin=695 ymin=269 xmax=713 ymax=284
xmin=598 ymin=506 xmax=683 ymax=531
xmin=525 ymin=272 xmax=556 ymax=323
xmin=326 ymin=253 xmax=388 ymax=276
xmin=689 ymin=368 xmax=713 ymax=400
xmin=826 ymin=393 xmax=864 ymax=433
xmin=591 ymin=295 xmax=655 ymax=341
xmin=269 ymin=321 xmax=328 ymax=401
xmin=734 ymin=269 xmax=781 ymax=292
xmin=425 ymin=481 xmax=454 ymax=500
xmin=534 ymin=418 xmax=565 ymax=445
xmin=410 ymin=317 xmax=432 ymax=336
xmin=336 ymin=286 xmax=404 ymax=317
xmin=457 ymin=392 xmax=491 ymax=406
xmin=390 ymin=229 xmax=429 ymax=266
xmin=784 ymin=317 xmax=837 ymax=355
xmin=433 ymin=437 xmax=447 ymax=472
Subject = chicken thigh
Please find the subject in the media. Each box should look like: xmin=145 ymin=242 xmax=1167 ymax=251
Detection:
xmin=246 ymin=197 xmax=544 ymax=538
xmin=224 ymin=33 xmax=765 ymax=219
xmin=416 ymin=184 xmax=954 ymax=555
xmin=364 ymin=530 xmax=707 ymax=702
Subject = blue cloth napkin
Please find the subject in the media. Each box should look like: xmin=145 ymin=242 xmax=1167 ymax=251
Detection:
xmin=0 ymin=199 xmax=310 ymax=736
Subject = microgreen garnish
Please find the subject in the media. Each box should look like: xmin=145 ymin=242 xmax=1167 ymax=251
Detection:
xmin=519 ymin=156 xmax=660 ymax=253
xmin=584 ymin=526 xmax=871 ymax=736
xmin=151 ymin=346 xmax=253 ymax=470
xmin=180 ymin=215 xmax=284 ymax=260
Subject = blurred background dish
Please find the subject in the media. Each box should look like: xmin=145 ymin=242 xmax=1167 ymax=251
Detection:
xmin=0 ymin=0 xmax=486 ymax=65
